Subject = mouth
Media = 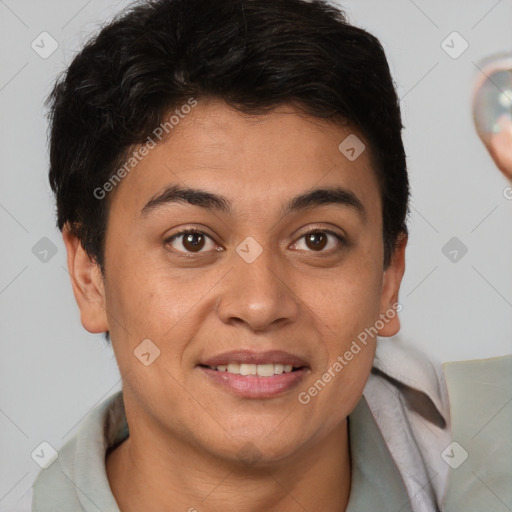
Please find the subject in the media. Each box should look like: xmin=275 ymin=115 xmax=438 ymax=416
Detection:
xmin=198 ymin=362 xmax=304 ymax=376
xmin=197 ymin=350 xmax=310 ymax=398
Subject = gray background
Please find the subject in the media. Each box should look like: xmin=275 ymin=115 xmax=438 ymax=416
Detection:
xmin=1 ymin=0 xmax=511 ymax=506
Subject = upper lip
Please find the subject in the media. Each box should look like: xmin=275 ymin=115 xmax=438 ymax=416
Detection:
xmin=199 ymin=350 xmax=309 ymax=368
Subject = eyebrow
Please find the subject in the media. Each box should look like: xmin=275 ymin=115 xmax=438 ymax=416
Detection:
xmin=140 ymin=183 xmax=365 ymax=219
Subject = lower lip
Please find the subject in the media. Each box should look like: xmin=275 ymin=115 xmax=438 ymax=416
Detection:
xmin=198 ymin=366 xmax=308 ymax=398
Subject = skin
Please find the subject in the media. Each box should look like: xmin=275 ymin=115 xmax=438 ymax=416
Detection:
xmin=485 ymin=115 xmax=512 ymax=180
xmin=63 ymin=99 xmax=407 ymax=512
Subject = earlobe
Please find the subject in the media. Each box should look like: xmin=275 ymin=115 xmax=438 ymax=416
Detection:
xmin=377 ymin=233 xmax=407 ymax=337
xmin=62 ymin=223 xmax=109 ymax=334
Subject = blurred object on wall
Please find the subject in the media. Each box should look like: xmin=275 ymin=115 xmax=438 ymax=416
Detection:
xmin=472 ymin=53 xmax=512 ymax=180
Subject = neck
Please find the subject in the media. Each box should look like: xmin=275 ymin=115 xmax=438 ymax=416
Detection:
xmin=106 ymin=399 xmax=351 ymax=512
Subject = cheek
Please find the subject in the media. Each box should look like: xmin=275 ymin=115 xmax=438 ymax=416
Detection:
xmin=298 ymin=278 xmax=380 ymax=432
xmin=103 ymin=243 xmax=179 ymax=331
xmin=305 ymin=254 xmax=383 ymax=344
xmin=102 ymin=250 xmax=212 ymax=378
xmin=299 ymin=253 xmax=382 ymax=400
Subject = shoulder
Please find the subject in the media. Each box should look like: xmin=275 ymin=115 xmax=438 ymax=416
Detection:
xmin=29 ymin=391 xmax=125 ymax=512
xmin=442 ymin=355 xmax=512 ymax=511
xmin=363 ymin=336 xmax=451 ymax=512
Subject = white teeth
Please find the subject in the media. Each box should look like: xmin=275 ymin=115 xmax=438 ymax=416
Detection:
xmin=239 ymin=364 xmax=257 ymax=376
xmin=209 ymin=363 xmax=299 ymax=376
xmin=274 ymin=364 xmax=284 ymax=374
xmin=227 ymin=363 xmax=240 ymax=374
xmin=256 ymin=363 xmax=274 ymax=377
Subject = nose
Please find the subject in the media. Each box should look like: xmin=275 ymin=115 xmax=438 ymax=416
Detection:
xmin=216 ymin=242 xmax=301 ymax=332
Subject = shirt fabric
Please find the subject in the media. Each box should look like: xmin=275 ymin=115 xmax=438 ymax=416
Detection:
xmin=8 ymin=337 xmax=455 ymax=511
xmin=442 ymin=355 xmax=512 ymax=512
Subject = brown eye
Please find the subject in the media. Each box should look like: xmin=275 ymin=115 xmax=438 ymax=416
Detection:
xmin=305 ymin=232 xmax=328 ymax=251
xmin=182 ymin=232 xmax=206 ymax=252
xmin=292 ymin=230 xmax=345 ymax=253
xmin=166 ymin=230 xmax=218 ymax=254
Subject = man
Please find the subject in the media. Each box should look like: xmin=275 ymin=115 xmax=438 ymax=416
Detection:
xmin=23 ymin=0 xmax=452 ymax=510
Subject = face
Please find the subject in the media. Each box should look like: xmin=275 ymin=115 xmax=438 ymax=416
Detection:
xmin=65 ymin=99 xmax=406 ymax=466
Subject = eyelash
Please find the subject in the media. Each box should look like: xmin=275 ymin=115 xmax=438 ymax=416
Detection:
xmin=165 ymin=227 xmax=347 ymax=255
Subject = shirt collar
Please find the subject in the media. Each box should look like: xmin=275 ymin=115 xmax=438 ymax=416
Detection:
xmin=372 ymin=336 xmax=450 ymax=427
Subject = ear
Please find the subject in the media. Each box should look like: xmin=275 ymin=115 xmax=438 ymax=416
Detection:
xmin=62 ymin=223 xmax=109 ymax=334
xmin=377 ymin=233 xmax=407 ymax=337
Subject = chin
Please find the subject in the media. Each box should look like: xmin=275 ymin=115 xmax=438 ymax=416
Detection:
xmin=207 ymin=426 xmax=311 ymax=468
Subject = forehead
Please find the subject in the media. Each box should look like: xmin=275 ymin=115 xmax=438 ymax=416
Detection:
xmin=108 ymin=99 xmax=381 ymax=220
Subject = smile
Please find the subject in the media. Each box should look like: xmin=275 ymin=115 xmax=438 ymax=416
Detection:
xmin=197 ymin=349 xmax=310 ymax=398
xmin=202 ymin=363 xmax=301 ymax=376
